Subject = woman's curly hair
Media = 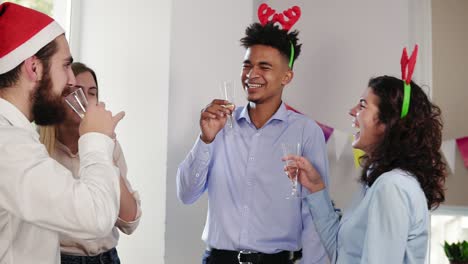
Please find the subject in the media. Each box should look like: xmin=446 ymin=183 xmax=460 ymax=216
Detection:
xmin=360 ymin=76 xmax=447 ymax=210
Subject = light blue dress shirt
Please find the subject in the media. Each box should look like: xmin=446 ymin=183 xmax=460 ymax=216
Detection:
xmin=306 ymin=169 xmax=429 ymax=264
xmin=177 ymin=102 xmax=330 ymax=263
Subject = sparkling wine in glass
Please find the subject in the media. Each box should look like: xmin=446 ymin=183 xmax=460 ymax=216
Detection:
xmin=282 ymin=142 xmax=301 ymax=199
xmin=220 ymin=80 xmax=236 ymax=129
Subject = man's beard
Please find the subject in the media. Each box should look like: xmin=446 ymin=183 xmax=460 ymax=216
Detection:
xmin=31 ymin=74 xmax=67 ymax=125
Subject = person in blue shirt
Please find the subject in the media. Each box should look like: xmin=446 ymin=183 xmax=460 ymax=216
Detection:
xmin=285 ymin=75 xmax=447 ymax=263
xmin=177 ymin=22 xmax=329 ymax=264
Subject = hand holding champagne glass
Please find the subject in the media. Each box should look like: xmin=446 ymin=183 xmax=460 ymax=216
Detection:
xmin=199 ymin=99 xmax=233 ymax=143
xmin=79 ymin=102 xmax=125 ymax=138
xmin=199 ymin=81 xmax=236 ymax=143
xmin=282 ymin=152 xmax=326 ymax=194
xmin=64 ymin=86 xmax=125 ymax=138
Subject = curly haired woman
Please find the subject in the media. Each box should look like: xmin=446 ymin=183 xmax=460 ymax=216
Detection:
xmin=39 ymin=62 xmax=141 ymax=264
xmin=285 ymin=75 xmax=447 ymax=264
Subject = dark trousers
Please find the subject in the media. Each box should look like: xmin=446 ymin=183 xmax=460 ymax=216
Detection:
xmin=202 ymin=249 xmax=301 ymax=264
xmin=61 ymin=248 xmax=121 ymax=264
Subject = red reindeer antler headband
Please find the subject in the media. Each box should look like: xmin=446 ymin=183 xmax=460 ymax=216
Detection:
xmin=400 ymin=44 xmax=418 ymax=118
xmin=257 ymin=3 xmax=301 ymax=68
xmin=258 ymin=3 xmax=301 ymax=31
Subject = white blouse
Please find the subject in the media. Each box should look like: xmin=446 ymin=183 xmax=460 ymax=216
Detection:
xmin=52 ymin=139 xmax=142 ymax=256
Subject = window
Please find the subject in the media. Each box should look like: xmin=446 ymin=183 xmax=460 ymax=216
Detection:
xmin=5 ymin=0 xmax=53 ymax=15
xmin=431 ymin=206 xmax=468 ymax=264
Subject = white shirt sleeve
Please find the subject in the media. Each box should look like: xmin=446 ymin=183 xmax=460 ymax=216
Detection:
xmin=0 ymin=129 xmax=120 ymax=239
xmin=112 ymin=140 xmax=142 ymax=235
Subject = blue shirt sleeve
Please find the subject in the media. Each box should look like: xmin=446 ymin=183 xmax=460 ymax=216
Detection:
xmin=306 ymin=190 xmax=340 ymax=261
xmin=176 ymin=136 xmax=212 ymax=204
xmin=300 ymin=120 xmax=331 ymax=263
xmin=302 ymin=120 xmax=329 ymax=187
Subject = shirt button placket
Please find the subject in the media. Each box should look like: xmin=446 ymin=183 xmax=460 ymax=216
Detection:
xmin=240 ymin=130 xmax=259 ymax=246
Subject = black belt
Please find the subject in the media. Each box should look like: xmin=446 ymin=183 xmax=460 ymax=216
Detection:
xmin=60 ymin=247 xmax=119 ymax=264
xmin=210 ymin=248 xmax=302 ymax=264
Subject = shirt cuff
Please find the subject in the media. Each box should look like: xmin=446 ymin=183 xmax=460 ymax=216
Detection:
xmin=79 ymin=133 xmax=115 ymax=159
xmin=306 ymin=190 xmax=335 ymax=219
xmin=116 ymin=196 xmax=142 ymax=235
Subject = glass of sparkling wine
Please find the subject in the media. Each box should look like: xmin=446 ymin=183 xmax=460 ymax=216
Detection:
xmin=282 ymin=142 xmax=301 ymax=199
xmin=220 ymin=80 xmax=235 ymax=129
xmin=64 ymin=87 xmax=88 ymax=119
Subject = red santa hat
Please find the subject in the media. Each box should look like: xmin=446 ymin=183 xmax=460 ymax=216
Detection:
xmin=0 ymin=2 xmax=64 ymax=74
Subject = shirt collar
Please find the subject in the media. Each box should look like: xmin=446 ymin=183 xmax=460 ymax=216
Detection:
xmin=237 ymin=102 xmax=288 ymax=124
xmin=0 ymin=97 xmax=36 ymax=133
xmin=55 ymin=139 xmax=78 ymax=157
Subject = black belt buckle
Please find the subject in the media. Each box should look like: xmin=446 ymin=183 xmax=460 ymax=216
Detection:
xmin=237 ymin=250 xmax=256 ymax=264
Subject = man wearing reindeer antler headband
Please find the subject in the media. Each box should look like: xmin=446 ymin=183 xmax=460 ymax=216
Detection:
xmin=177 ymin=3 xmax=329 ymax=264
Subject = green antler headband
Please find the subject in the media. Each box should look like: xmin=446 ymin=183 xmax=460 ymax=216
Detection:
xmin=400 ymin=44 xmax=418 ymax=118
xmin=257 ymin=3 xmax=301 ymax=68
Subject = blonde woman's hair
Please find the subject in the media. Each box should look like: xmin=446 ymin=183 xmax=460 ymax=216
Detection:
xmin=39 ymin=125 xmax=57 ymax=155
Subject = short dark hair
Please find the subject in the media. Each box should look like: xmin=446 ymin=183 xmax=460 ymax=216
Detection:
xmin=360 ymin=76 xmax=447 ymax=209
xmin=0 ymin=39 xmax=58 ymax=89
xmin=0 ymin=63 xmax=22 ymax=89
xmin=240 ymin=22 xmax=302 ymax=68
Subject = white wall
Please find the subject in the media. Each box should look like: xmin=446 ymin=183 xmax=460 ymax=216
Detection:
xmin=77 ymin=0 xmax=171 ymax=262
xmin=165 ymin=1 xmax=252 ymax=263
xmin=432 ymin=0 xmax=468 ymax=207
xmin=258 ymin=0 xmax=414 ymax=132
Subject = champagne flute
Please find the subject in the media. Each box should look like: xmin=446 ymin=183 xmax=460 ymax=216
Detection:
xmin=220 ymin=80 xmax=236 ymax=129
xmin=282 ymin=142 xmax=301 ymax=199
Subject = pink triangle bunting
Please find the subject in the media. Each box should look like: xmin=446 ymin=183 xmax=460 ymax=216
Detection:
xmin=456 ymin=137 xmax=468 ymax=168
xmin=284 ymin=103 xmax=334 ymax=142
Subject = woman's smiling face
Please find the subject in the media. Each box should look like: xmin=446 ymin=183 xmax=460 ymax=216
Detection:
xmin=349 ymin=87 xmax=386 ymax=154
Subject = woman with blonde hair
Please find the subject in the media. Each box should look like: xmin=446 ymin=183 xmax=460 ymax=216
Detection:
xmin=40 ymin=62 xmax=141 ymax=264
